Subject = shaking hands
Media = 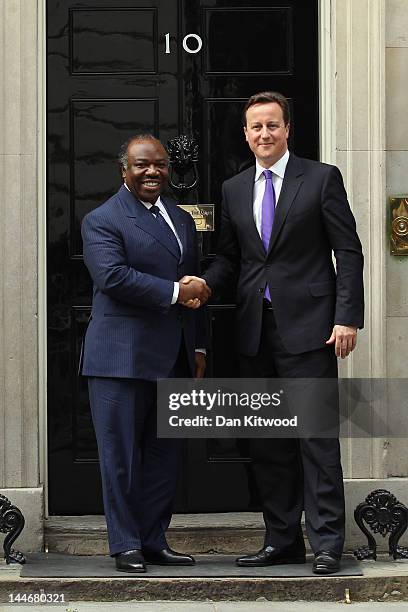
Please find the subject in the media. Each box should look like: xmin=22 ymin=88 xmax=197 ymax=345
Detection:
xmin=177 ymin=276 xmax=211 ymax=309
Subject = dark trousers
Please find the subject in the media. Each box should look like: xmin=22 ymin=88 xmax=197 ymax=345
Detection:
xmin=88 ymin=344 xmax=190 ymax=556
xmin=240 ymin=306 xmax=345 ymax=556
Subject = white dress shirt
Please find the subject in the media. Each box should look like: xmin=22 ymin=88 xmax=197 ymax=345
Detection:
xmin=253 ymin=149 xmax=290 ymax=236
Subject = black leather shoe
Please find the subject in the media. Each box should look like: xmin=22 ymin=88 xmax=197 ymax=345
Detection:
xmin=236 ymin=545 xmax=306 ymax=567
xmin=313 ymin=550 xmax=341 ymax=575
xmin=115 ymin=549 xmax=146 ymax=573
xmin=143 ymin=547 xmax=195 ymax=566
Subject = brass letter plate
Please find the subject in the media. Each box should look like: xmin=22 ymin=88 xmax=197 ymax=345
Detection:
xmin=179 ymin=204 xmax=215 ymax=232
xmin=390 ymin=196 xmax=408 ymax=255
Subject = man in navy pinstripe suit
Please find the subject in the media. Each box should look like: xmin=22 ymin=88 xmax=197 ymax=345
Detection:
xmin=81 ymin=135 xmax=209 ymax=572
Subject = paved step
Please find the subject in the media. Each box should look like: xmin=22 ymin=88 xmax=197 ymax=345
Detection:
xmin=1 ymin=557 xmax=408 ymax=603
xmin=45 ymin=514 xmax=272 ymax=556
xmin=3 ymin=604 xmax=408 ymax=612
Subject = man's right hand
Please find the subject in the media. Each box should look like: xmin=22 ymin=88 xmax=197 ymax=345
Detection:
xmin=177 ymin=276 xmax=211 ymax=308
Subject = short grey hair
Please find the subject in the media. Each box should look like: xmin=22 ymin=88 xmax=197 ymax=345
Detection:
xmin=118 ymin=134 xmax=162 ymax=169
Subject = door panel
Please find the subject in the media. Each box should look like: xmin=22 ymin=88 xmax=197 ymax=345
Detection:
xmin=204 ymin=7 xmax=292 ymax=74
xmin=47 ymin=0 xmax=318 ymax=514
xmin=70 ymin=8 xmax=158 ymax=74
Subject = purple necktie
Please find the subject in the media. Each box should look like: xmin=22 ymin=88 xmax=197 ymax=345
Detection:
xmin=261 ymin=170 xmax=276 ymax=301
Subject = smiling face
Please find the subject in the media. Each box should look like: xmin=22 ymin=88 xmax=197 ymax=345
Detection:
xmin=244 ymin=102 xmax=289 ymax=168
xmin=122 ymin=139 xmax=169 ymax=203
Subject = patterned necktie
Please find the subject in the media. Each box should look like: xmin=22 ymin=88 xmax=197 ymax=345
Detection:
xmin=149 ymin=205 xmax=181 ymax=257
xmin=260 ymin=170 xmax=276 ymax=301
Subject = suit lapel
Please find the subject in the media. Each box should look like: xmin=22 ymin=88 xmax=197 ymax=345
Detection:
xmin=240 ymin=167 xmax=265 ymax=257
xmin=267 ymin=154 xmax=304 ymax=255
xmin=118 ymin=185 xmax=180 ymax=259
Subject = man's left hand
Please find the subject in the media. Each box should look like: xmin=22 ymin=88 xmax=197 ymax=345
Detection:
xmin=326 ymin=325 xmax=358 ymax=358
xmin=195 ymin=352 xmax=206 ymax=378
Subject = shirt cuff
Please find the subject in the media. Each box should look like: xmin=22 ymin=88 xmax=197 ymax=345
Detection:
xmin=195 ymin=348 xmax=206 ymax=355
xmin=171 ymin=282 xmax=179 ymax=305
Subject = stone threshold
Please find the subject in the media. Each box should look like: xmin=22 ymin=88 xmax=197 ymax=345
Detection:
xmin=44 ymin=513 xmax=396 ymax=557
xmin=45 ymin=513 xmax=269 ymax=555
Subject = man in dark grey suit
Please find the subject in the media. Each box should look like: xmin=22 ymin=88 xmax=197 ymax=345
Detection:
xmin=186 ymin=91 xmax=364 ymax=574
xmin=81 ymin=135 xmax=210 ymax=572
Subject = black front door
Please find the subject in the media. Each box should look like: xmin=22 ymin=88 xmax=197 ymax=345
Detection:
xmin=47 ymin=0 xmax=318 ymax=514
